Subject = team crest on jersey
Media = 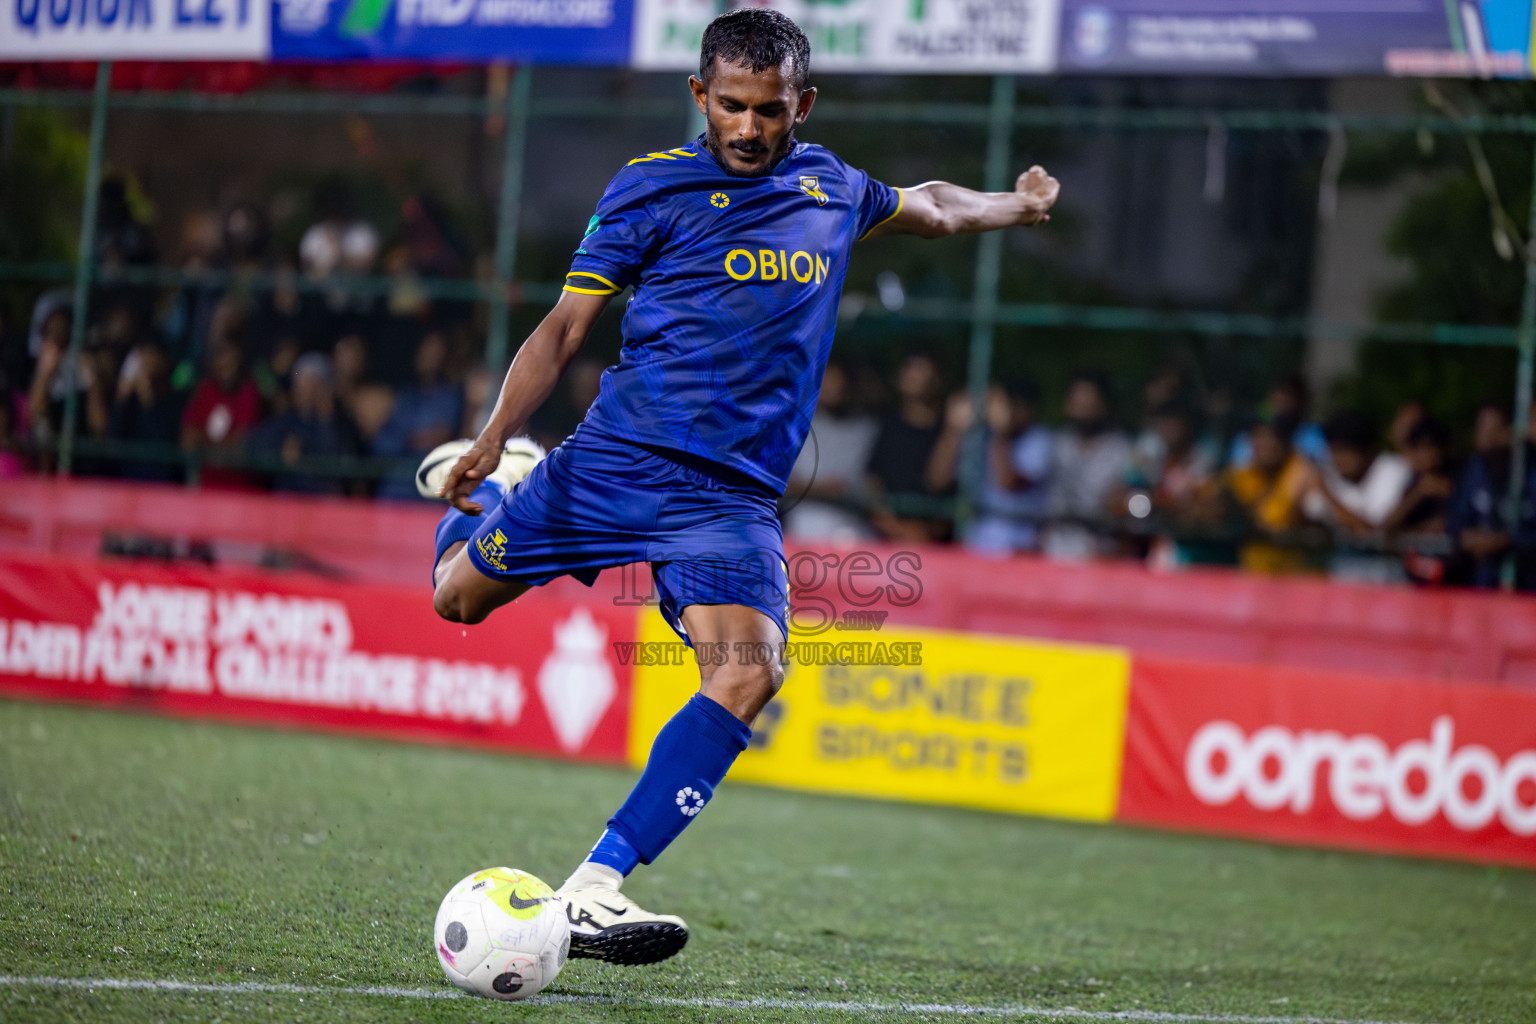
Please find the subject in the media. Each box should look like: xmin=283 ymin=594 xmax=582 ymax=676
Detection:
xmin=710 ymin=192 xmax=730 ymax=209
xmin=799 ymin=176 xmax=830 ymax=206
xmin=475 ymin=528 xmax=510 ymax=572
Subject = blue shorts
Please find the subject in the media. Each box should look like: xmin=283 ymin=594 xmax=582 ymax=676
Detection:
xmin=466 ymin=425 xmax=790 ymax=644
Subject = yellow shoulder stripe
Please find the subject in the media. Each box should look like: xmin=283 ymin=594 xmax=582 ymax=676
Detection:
xmin=566 ymin=270 xmax=620 ymax=292
xmin=858 ymin=187 xmax=905 ymax=242
xmin=626 ymin=147 xmax=696 ymax=167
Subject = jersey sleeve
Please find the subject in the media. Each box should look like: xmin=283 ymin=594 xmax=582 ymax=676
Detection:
xmin=565 ymin=166 xmax=661 ymax=297
xmin=849 ymin=165 xmax=903 ymax=241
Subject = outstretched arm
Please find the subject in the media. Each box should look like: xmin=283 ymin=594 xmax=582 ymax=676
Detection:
xmin=439 ymin=289 xmax=610 ymax=513
xmin=866 ymin=165 xmax=1060 ymax=240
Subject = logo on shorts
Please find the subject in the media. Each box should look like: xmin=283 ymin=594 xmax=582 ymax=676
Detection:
xmin=676 ymin=786 xmax=706 ymax=817
xmin=475 ymin=528 xmax=509 ymax=572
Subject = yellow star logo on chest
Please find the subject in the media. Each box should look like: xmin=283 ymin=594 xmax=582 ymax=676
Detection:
xmin=710 ymin=192 xmax=730 ymax=209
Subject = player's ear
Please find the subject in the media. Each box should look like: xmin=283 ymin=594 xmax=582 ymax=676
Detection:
xmin=688 ymin=75 xmax=709 ymax=116
xmin=794 ymin=86 xmax=817 ymax=125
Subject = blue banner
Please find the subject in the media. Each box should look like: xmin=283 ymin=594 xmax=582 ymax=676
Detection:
xmin=271 ymin=0 xmax=634 ymax=62
xmin=1057 ymin=0 xmax=1533 ymax=78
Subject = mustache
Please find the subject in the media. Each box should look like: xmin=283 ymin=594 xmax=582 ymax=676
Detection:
xmin=728 ymin=139 xmax=769 ymax=155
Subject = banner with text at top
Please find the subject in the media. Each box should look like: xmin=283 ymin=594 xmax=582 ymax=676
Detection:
xmin=270 ymin=0 xmax=635 ymax=61
xmin=632 ymin=0 xmax=1062 ymax=73
xmin=627 ymin=610 xmax=1130 ymax=822
xmin=0 ymin=0 xmax=269 ymax=59
xmin=1056 ymin=0 xmax=1534 ymax=78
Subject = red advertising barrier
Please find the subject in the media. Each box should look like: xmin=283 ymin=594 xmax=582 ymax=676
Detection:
xmin=0 ymin=551 xmax=635 ymax=762
xmin=9 ymin=477 xmax=1536 ymax=685
xmin=1118 ymin=655 xmax=1536 ymax=867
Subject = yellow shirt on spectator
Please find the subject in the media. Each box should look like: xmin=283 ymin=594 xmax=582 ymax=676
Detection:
xmin=1225 ymin=454 xmax=1313 ymax=574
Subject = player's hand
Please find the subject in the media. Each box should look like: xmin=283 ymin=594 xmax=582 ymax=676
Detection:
xmin=1015 ymin=165 xmax=1060 ymax=226
xmin=440 ymin=440 xmax=502 ymax=515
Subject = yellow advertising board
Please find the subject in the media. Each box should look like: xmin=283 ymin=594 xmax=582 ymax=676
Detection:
xmin=627 ymin=612 xmax=1131 ymax=822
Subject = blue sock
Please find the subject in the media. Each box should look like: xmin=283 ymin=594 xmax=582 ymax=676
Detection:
xmin=591 ymin=693 xmax=751 ymax=872
xmin=433 ymin=480 xmax=506 ymax=568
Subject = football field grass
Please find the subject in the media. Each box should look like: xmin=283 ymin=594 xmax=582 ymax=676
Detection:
xmin=2 ymin=699 xmax=1533 ymax=1024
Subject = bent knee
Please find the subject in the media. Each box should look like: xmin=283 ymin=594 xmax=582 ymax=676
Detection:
xmin=702 ymin=658 xmax=783 ymax=723
xmin=433 ymin=584 xmax=490 ymax=626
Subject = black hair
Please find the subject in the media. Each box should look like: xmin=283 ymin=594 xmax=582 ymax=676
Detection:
xmin=699 ymin=9 xmax=811 ymax=91
xmin=1001 ymin=375 xmax=1040 ymax=405
xmin=1477 ymin=399 xmax=1512 ymax=426
xmin=1405 ymin=415 xmax=1450 ymax=450
xmin=1272 ymin=372 xmax=1311 ymax=413
xmin=1068 ymin=370 xmax=1114 ymax=406
xmin=1151 ymin=398 xmax=1198 ymax=428
xmin=1322 ymin=409 xmax=1377 ymax=452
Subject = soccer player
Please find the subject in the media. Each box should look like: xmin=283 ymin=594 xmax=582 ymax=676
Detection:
xmin=421 ymin=9 xmax=1059 ymax=966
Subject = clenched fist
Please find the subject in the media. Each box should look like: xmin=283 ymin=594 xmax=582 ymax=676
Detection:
xmin=1015 ymin=165 xmax=1060 ymax=226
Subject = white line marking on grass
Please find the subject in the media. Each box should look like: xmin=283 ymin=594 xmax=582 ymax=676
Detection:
xmin=0 ymin=975 xmax=1446 ymax=1024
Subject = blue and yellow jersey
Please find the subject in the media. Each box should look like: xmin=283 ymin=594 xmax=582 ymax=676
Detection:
xmin=565 ymin=136 xmax=901 ymax=495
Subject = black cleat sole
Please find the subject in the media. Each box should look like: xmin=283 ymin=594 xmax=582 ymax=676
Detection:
xmin=568 ymin=922 xmax=688 ymax=966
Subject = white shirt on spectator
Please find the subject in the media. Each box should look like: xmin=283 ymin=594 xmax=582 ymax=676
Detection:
xmin=1303 ymin=451 xmax=1412 ymax=527
xmin=784 ymin=410 xmax=880 ymax=543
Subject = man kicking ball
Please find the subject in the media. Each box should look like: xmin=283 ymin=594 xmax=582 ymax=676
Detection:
xmin=420 ymin=8 xmax=1060 ymax=967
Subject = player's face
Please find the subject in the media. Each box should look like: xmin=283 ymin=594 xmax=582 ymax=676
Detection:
xmin=690 ymin=59 xmax=816 ymax=178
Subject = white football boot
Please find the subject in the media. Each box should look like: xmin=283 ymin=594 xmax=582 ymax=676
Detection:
xmin=557 ymin=881 xmax=689 ymax=966
xmin=414 ymin=436 xmax=546 ymax=500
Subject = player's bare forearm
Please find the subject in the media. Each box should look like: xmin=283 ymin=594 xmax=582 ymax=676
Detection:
xmin=870 ymin=165 xmax=1060 ymax=240
xmin=440 ymin=290 xmax=608 ymax=512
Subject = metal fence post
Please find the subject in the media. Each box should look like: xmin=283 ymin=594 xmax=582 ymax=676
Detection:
xmin=482 ymin=65 xmax=532 ymax=415
xmin=58 ymin=60 xmax=111 ymax=476
xmin=1504 ymin=140 xmax=1536 ymax=590
xmin=958 ymin=74 xmax=1015 ymax=533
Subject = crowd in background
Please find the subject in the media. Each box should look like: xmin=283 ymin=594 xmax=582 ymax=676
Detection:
xmin=2 ymin=178 xmax=1533 ymax=592
xmin=788 ymin=353 xmax=1536 ymax=592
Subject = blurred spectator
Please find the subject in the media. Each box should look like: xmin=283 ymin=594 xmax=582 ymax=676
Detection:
xmin=160 ymin=209 xmax=225 ymax=366
xmin=94 ymin=176 xmax=157 ymax=269
xmin=93 ymin=176 xmax=158 ymax=325
xmin=1042 ymin=372 xmax=1132 ymax=560
xmin=300 ymin=179 xmax=380 ymax=334
xmin=77 ymin=339 xmax=125 ymax=477
xmin=1229 ymin=374 xmax=1327 ymax=468
xmin=785 ymin=359 xmax=879 ymax=544
xmin=331 ymin=332 xmax=395 ymax=447
xmin=1211 ymin=419 xmax=1312 ymax=574
xmin=251 ymin=354 xmax=360 ymax=494
xmin=400 ymin=192 xmax=467 ymax=278
xmin=26 ymin=300 xmax=82 ymax=460
xmin=1302 ymin=410 xmax=1412 ymax=530
xmin=866 ymin=351 xmax=946 ymax=542
xmin=110 ymin=340 xmax=185 ymax=482
xmin=1388 ymin=398 xmax=1428 ymax=457
xmin=257 ymin=334 xmax=304 ymax=413
xmin=1127 ymin=401 xmax=1217 ymax=513
xmin=181 ymin=337 xmax=263 ymax=491
xmin=1383 ymin=417 xmax=1457 ymax=535
xmin=1122 ymin=402 xmax=1218 ymax=567
xmin=1446 ymin=403 xmax=1536 ymax=590
xmin=928 ymin=378 xmax=1051 ymax=555
xmin=0 ymin=394 xmax=27 ymax=479
xmin=372 ymin=330 xmax=464 ymax=500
